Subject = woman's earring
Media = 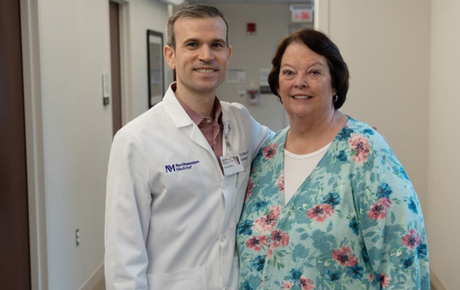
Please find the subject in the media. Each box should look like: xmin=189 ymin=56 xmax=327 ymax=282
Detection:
xmin=333 ymin=95 xmax=338 ymax=103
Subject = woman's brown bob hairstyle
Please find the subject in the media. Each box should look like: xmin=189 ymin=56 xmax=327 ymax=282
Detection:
xmin=268 ymin=29 xmax=349 ymax=110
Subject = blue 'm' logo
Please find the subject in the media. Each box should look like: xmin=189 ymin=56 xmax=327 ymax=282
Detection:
xmin=165 ymin=165 xmax=176 ymax=173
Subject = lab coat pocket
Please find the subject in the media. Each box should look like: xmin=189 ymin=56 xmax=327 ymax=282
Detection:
xmin=147 ymin=267 xmax=207 ymax=290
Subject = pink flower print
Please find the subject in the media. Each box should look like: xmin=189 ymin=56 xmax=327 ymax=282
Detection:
xmin=246 ymin=235 xmax=268 ymax=252
xmin=262 ymin=143 xmax=278 ymax=159
xmin=348 ymin=133 xmax=370 ymax=164
xmin=299 ymin=276 xmax=315 ymax=290
xmin=367 ymin=197 xmax=391 ymax=220
xmin=245 ymin=180 xmax=254 ymax=201
xmin=266 ymin=243 xmax=274 ymax=259
xmin=271 ymin=205 xmax=281 ymax=216
xmin=380 ymin=273 xmax=390 ymax=288
xmin=281 ymin=281 xmax=294 ymax=290
xmin=270 ymin=229 xmax=290 ymax=248
xmin=402 ymin=228 xmax=421 ymax=249
xmin=277 ymin=172 xmax=285 ymax=192
xmin=307 ymin=204 xmax=334 ymax=222
xmin=369 ymin=273 xmax=375 ymax=281
xmin=253 ymin=206 xmax=281 ymax=235
xmin=332 ymin=246 xmax=358 ymax=267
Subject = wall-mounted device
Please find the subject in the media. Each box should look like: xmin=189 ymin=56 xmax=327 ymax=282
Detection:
xmin=247 ymin=89 xmax=259 ymax=106
xmin=102 ymin=73 xmax=110 ymax=106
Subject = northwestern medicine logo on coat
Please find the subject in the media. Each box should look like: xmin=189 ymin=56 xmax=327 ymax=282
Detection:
xmin=165 ymin=160 xmax=200 ymax=173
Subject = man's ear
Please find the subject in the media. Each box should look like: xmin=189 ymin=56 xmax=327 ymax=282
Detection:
xmin=164 ymin=45 xmax=175 ymax=70
xmin=227 ymin=45 xmax=232 ymax=64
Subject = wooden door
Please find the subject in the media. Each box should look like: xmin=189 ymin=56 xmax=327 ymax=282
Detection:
xmin=0 ymin=0 xmax=31 ymax=288
xmin=110 ymin=1 xmax=122 ymax=136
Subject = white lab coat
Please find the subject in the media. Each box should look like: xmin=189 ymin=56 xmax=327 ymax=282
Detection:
xmin=105 ymin=84 xmax=272 ymax=290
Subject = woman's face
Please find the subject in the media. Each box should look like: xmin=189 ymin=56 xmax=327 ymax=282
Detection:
xmin=277 ymin=42 xmax=336 ymax=122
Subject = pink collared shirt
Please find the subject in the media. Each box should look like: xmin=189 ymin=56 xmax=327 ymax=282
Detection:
xmin=174 ymin=92 xmax=223 ymax=171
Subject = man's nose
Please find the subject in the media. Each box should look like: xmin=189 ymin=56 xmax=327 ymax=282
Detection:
xmin=199 ymin=46 xmax=214 ymax=62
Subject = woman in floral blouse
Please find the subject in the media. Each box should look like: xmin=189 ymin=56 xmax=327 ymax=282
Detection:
xmin=237 ymin=29 xmax=429 ymax=290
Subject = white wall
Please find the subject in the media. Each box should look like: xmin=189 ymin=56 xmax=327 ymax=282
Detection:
xmin=38 ymin=1 xmax=113 ymax=289
xmin=211 ymin=3 xmax=307 ymax=132
xmin=127 ymin=0 xmax=170 ymax=119
xmin=428 ymin=1 xmax=460 ymax=289
xmin=316 ymin=0 xmax=460 ymax=288
xmin=31 ymin=0 xmax=168 ymax=289
xmin=315 ymin=0 xmax=431 ymax=215
xmin=321 ymin=0 xmax=431 ymax=215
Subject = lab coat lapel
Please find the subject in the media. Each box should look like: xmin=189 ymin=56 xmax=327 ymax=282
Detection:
xmin=189 ymin=125 xmax=213 ymax=153
xmin=162 ymin=86 xmax=221 ymax=170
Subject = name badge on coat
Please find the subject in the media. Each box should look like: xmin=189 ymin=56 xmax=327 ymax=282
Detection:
xmin=220 ymin=155 xmax=244 ymax=176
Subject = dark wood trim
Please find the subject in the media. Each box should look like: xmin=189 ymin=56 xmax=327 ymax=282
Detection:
xmin=110 ymin=1 xmax=122 ymax=136
xmin=0 ymin=0 xmax=31 ymax=288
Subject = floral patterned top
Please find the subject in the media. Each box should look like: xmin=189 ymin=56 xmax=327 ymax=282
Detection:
xmin=237 ymin=117 xmax=429 ymax=290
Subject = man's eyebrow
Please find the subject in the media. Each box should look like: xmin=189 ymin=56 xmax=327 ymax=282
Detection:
xmin=182 ymin=37 xmax=199 ymax=44
xmin=181 ymin=37 xmax=226 ymax=44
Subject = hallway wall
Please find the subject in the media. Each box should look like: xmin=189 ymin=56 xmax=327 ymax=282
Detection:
xmin=317 ymin=0 xmax=457 ymax=289
xmin=127 ymin=0 xmax=171 ymax=119
xmin=38 ymin=1 xmax=113 ymax=288
xmin=25 ymin=0 xmax=169 ymax=289
xmin=318 ymin=0 xmax=431 ymax=214
xmin=428 ymin=1 xmax=460 ymax=289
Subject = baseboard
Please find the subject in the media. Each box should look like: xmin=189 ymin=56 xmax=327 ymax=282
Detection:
xmin=79 ymin=262 xmax=105 ymax=290
xmin=430 ymin=267 xmax=447 ymax=290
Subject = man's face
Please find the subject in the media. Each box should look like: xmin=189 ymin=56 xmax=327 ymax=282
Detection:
xmin=164 ymin=17 xmax=232 ymax=99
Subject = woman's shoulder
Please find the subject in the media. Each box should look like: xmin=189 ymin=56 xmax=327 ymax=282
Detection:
xmin=342 ymin=116 xmax=406 ymax=171
xmin=345 ymin=117 xmax=376 ymax=135
xmin=261 ymin=126 xmax=289 ymax=147
xmin=343 ymin=117 xmax=389 ymax=147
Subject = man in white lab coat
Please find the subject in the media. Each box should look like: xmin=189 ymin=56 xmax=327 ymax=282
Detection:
xmin=104 ymin=3 xmax=272 ymax=290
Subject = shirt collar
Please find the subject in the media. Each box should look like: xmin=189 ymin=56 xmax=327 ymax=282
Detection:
xmin=173 ymin=86 xmax=222 ymax=126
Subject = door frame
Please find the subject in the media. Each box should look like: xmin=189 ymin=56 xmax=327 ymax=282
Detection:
xmin=314 ymin=0 xmax=329 ymax=33
xmin=111 ymin=0 xmax=133 ymax=125
xmin=20 ymin=0 xmax=48 ymax=289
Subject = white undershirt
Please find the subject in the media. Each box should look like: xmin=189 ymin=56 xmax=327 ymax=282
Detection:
xmin=284 ymin=142 xmax=331 ymax=205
